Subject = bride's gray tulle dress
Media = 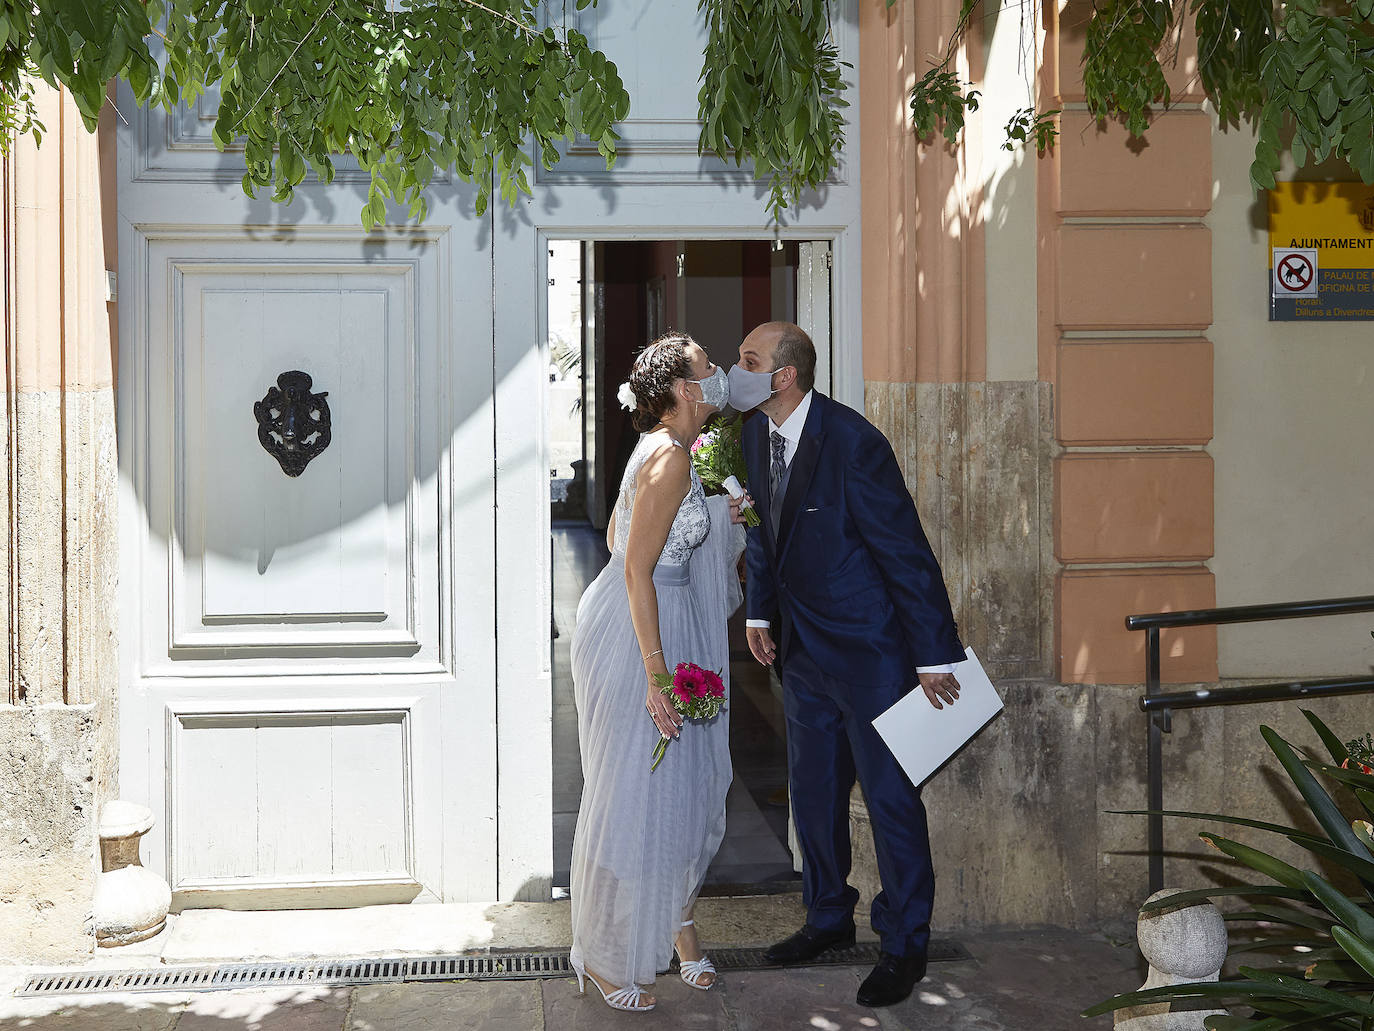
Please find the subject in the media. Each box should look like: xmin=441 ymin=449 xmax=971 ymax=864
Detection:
xmin=569 ymin=434 xmax=745 ymax=990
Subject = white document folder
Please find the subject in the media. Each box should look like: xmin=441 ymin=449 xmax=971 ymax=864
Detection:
xmin=871 ymin=648 xmax=1003 ymax=787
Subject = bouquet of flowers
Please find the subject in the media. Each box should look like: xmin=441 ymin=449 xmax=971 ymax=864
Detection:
xmin=691 ymin=416 xmax=759 ymax=526
xmin=650 ymin=662 xmax=726 ymax=772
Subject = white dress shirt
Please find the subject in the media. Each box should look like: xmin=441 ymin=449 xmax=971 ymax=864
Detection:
xmin=744 ymin=391 xmax=954 ymax=675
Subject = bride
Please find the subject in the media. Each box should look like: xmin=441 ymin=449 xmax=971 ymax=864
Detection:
xmin=568 ymin=331 xmax=745 ymax=1013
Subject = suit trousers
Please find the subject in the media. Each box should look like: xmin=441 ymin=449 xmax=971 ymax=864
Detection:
xmin=781 ymin=642 xmax=934 ymax=957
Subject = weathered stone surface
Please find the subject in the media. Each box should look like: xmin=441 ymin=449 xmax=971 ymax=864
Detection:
xmin=544 ymin=972 xmax=729 ymax=1027
xmin=925 ymin=680 xmax=1098 ymax=930
xmin=163 ymin=901 xmax=574 ymax=964
xmin=178 ymin=987 xmax=351 ymax=1031
xmin=0 ymin=996 xmax=186 ymax=1030
xmin=721 ymin=967 xmax=871 ymax=1030
xmin=690 ymin=893 xmax=818 ymax=947
xmin=0 ymin=927 xmax=1146 ymax=1031
xmin=349 ymin=981 xmax=542 ymax=1031
xmin=1092 ymin=685 xmax=1152 ymax=932
xmin=0 ymin=703 xmax=102 ymax=963
xmin=866 ymin=380 xmax=1055 ymax=682
xmin=3 ymin=83 xmax=121 ymax=967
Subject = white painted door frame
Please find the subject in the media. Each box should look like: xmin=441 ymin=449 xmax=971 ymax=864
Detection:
xmin=117 ymin=80 xmax=500 ymax=906
xmin=489 ymin=1 xmax=860 ymax=903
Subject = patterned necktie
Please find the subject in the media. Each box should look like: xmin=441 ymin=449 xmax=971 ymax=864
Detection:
xmin=769 ymin=430 xmax=787 ymax=503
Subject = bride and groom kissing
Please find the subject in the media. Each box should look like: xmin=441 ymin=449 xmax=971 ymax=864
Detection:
xmin=568 ymin=321 xmax=965 ymax=1014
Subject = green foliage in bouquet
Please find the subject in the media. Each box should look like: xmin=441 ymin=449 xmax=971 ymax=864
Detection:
xmin=690 ymin=416 xmax=747 ymax=497
xmin=1084 ymin=710 xmax=1374 ymax=1028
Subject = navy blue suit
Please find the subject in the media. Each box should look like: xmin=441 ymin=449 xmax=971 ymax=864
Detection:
xmin=744 ymin=392 xmax=963 ymax=956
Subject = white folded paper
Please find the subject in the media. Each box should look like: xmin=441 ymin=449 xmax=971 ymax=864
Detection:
xmin=871 ymin=648 xmax=1003 ymax=787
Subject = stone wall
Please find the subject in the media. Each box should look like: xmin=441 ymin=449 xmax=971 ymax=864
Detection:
xmin=2 ymin=83 xmax=120 ymax=963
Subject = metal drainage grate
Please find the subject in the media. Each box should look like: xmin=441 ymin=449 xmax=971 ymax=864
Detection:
xmin=16 ymin=941 xmax=969 ymax=998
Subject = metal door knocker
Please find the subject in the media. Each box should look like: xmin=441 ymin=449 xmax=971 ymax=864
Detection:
xmin=254 ymin=370 xmax=331 ymax=477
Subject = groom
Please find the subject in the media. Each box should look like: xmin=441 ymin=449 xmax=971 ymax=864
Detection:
xmin=731 ymin=321 xmax=964 ymax=1009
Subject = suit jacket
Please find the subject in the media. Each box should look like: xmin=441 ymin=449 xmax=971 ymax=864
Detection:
xmin=744 ymin=392 xmax=964 ymax=685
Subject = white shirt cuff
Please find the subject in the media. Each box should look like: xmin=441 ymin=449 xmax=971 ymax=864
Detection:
xmin=917 ymin=663 xmax=955 ymax=675
xmin=745 ymin=619 xmax=771 ymax=629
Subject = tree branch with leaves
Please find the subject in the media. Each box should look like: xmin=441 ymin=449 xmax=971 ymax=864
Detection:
xmin=5 ymin=0 xmax=1365 ymax=227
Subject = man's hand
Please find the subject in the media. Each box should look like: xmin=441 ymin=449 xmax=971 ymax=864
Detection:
xmin=728 ymin=491 xmax=755 ymax=525
xmin=746 ymin=625 xmax=777 ymax=666
xmin=919 ymin=671 xmax=960 ymax=710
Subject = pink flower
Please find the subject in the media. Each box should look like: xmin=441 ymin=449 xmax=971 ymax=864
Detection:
xmin=672 ymin=683 xmax=693 ymax=705
xmin=704 ymin=670 xmax=725 ymax=699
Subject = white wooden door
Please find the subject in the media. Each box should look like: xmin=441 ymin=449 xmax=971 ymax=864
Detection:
xmin=118 ymin=86 xmax=497 ymax=906
xmin=120 ymin=0 xmax=861 ymax=908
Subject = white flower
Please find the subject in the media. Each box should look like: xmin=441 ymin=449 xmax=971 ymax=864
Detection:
xmin=617 ymin=381 xmax=637 ymax=412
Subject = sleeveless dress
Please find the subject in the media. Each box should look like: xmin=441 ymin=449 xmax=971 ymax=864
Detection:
xmin=568 ymin=432 xmax=745 ymax=989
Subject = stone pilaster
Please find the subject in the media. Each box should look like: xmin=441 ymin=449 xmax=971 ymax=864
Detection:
xmin=2 ymin=82 xmax=120 ymax=962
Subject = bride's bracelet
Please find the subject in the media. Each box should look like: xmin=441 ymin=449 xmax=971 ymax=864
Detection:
xmin=642 ymin=648 xmax=663 ymax=663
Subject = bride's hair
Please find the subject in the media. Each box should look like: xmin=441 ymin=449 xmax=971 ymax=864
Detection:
xmin=628 ymin=332 xmax=695 ymax=433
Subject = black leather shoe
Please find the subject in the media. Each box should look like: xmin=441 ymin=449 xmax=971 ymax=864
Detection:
xmin=856 ymin=951 xmax=927 ymax=1007
xmin=763 ymin=922 xmax=857 ymax=965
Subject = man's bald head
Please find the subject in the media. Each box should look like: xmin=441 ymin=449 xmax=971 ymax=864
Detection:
xmin=747 ymin=320 xmax=816 ymax=394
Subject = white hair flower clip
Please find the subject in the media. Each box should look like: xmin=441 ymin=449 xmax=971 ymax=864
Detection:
xmin=617 ymin=381 xmax=637 ymax=412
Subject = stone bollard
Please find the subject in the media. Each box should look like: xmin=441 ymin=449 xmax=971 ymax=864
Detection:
xmin=1114 ymin=889 xmax=1229 ymax=1029
xmin=92 ymin=801 xmax=171 ymax=947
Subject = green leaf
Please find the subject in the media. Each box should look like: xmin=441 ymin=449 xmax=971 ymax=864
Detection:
xmin=1111 ymin=810 xmax=1328 ymax=844
xmin=1296 ymin=61 xmax=1325 ymax=92
xmin=1238 ymin=966 xmax=1374 ymax=1016
xmin=1201 ymin=832 xmax=1307 ymax=889
xmin=1301 ymin=760 xmax=1374 ymax=792
xmin=1330 ymin=925 xmax=1374 ymax=980
xmin=1229 ymin=904 xmax=1334 ymax=932
xmin=1296 ymin=840 xmax=1374 ymax=894
xmin=1291 ymin=133 xmax=1308 ymax=168
xmin=1300 ymin=870 xmax=1374 ymax=942
xmin=1317 ymin=81 xmax=1339 ymax=120
xmin=1082 ymin=976 xmax=1373 ymax=1019
xmin=1139 ymin=885 xmax=1314 ymax=912
xmin=1263 ymin=726 xmax=1374 ymax=863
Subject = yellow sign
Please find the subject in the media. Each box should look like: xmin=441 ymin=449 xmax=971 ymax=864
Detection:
xmin=1269 ymin=182 xmax=1374 ymax=320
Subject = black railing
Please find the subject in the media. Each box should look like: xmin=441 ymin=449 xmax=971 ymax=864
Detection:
xmin=1125 ymin=594 xmax=1374 ymax=895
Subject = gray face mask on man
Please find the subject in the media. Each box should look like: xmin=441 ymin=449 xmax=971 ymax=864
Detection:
xmin=726 ymin=364 xmax=778 ymax=411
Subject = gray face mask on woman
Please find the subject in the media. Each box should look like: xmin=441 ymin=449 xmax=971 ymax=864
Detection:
xmin=693 ymin=365 xmax=730 ymax=411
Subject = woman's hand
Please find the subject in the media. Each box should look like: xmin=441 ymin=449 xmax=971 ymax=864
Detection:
xmin=646 ymin=680 xmax=683 ymax=739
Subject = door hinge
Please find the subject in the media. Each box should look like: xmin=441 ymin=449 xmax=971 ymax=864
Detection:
xmin=824 ymin=249 xmax=833 ymax=270
xmin=676 ymin=253 xmax=685 ymax=278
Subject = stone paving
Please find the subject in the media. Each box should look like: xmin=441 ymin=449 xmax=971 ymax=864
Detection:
xmin=0 ymin=929 xmax=1141 ymax=1030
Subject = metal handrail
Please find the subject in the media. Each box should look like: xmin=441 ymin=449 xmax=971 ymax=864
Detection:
xmin=1124 ymin=594 xmax=1374 ymax=895
xmin=1140 ymin=676 xmax=1374 ymax=712
xmin=1126 ymin=594 xmax=1374 ymax=631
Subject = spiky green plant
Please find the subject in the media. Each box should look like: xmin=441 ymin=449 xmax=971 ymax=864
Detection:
xmin=1085 ymin=710 xmax=1374 ymax=1029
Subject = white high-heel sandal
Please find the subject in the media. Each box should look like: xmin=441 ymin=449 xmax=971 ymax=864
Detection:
xmin=574 ymin=964 xmax=656 ymax=1013
xmin=676 ymin=919 xmax=717 ymax=991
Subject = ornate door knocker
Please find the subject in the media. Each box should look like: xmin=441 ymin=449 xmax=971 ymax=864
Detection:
xmin=253 ymin=371 xmax=332 ymax=477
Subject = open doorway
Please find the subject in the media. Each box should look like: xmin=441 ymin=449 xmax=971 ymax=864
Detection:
xmin=548 ymin=238 xmax=831 ymax=895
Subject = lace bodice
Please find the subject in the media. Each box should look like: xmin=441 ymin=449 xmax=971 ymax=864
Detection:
xmin=612 ymin=433 xmax=710 ymax=565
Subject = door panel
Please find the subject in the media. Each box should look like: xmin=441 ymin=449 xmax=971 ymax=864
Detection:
xmin=177 ymin=270 xmax=421 ymax=653
xmin=120 ymin=216 xmax=494 ymax=905
xmin=172 ymin=712 xmax=414 ymax=893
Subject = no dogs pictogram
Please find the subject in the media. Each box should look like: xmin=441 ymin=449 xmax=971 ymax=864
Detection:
xmin=1272 ymin=247 xmax=1320 ymax=298
xmin=1278 ymin=254 xmax=1313 ymax=290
